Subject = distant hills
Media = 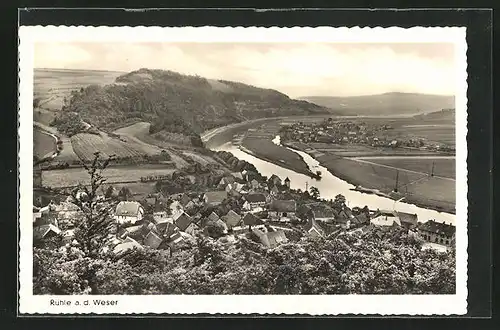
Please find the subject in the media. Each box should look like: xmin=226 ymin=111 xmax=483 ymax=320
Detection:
xmin=300 ymin=92 xmax=455 ymax=116
xmin=55 ymin=68 xmax=330 ymax=138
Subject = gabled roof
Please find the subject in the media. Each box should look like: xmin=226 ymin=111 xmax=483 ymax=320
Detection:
xmin=113 ymin=237 xmax=143 ymax=255
xmin=180 ymin=193 xmax=192 ymax=206
xmin=144 ymin=230 xmax=163 ymax=249
xmin=242 ymin=213 xmax=264 ymax=226
xmin=244 ymin=193 xmax=267 ymax=204
xmin=208 ymin=211 xmax=220 ymax=222
xmin=33 ymin=224 xmax=61 ymax=241
xmin=419 ymin=220 xmax=455 ymax=237
xmin=221 ymin=210 xmax=241 ymax=227
xmin=219 ymin=176 xmax=236 ymax=186
xmin=396 ymin=211 xmax=418 ymax=226
xmin=284 ymin=177 xmax=290 ymax=182
xmin=310 ymin=205 xmax=337 ymax=219
xmin=304 ymin=218 xmax=324 ymax=236
xmin=115 ymin=201 xmax=142 ymax=217
xmin=270 ymin=200 xmax=296 ymax=213
xmin=173 ymin=212 xmax=194 ymax=231
xmin=204 ymin=191 xmax=228 ymax=204
xmin=231 ymin=172 xmax=244 ymax=180
xmin=269 ymin=174 xmax=282 ymax=183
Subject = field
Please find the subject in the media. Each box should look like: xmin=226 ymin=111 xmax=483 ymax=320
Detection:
xmin=42 ymin=165 xmax=176 ymax=188
xmin=71 ymin=132 xmax=161 ymax=161
xmin=33 ymin=128 xmax=56 ymax=159
xmin=315 ymin=153 xmax=455 ymax=213
xmin=34 ymin=68 xmax=122 ymax=112
xmin=364 ymin=158 xmax=456 ymax=179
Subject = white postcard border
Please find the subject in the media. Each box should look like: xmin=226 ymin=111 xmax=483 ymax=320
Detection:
xmin=18 ymin=26 xmax=468 ymax=315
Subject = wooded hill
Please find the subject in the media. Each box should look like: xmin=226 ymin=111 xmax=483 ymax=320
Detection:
xmin=301 ymin=92 xmax=455 ymax=116
xmin=54 ymin=68 xmax=330 ymax=139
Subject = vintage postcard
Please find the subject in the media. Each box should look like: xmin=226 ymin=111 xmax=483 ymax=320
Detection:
xmin=18 ymin=26 xmax=467 ymax=315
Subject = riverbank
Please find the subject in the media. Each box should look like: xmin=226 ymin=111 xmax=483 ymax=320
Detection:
xmin=239 ymin=137 xmax=320 ymax=179
xmin=282 ymin=142 xmax=455 ymax=215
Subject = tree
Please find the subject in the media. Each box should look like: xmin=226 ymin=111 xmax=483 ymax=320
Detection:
xmin=309 ymin=186 xmax=320 ymax=199
xmin=333 ymin=194 xmax=346 ymax=210
xmin=69 ymin=152 xmax=117 ymax=259
xmin=118 ymin=187 xmax=133 ymax=201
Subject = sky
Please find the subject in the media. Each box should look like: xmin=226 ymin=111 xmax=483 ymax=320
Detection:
xmin=34 ymin=42 xmax=457 ymax=97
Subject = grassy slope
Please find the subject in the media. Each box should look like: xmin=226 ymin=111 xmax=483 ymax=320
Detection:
xmin=300 ymin=92 xmax=455 ymax=116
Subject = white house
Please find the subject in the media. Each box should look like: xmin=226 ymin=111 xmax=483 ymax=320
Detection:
xmin=370 ymin=210 xmax=401 ymax=227
xmin=114 ymin=201 xmax=144 ymax=225
xmin=242 ymin=193 xmax=267 ymax=211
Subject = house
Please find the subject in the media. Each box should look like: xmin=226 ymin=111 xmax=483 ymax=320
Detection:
xmin=268 ymin=174 xmax=282 ymax=186
xmin=169 ymin=200 xmax=184 ymax=216
xmin=396 ymin=211 xmax=418 ymax=229
xmin=144 ymin=230 xmax=163 ymax=249
xmin=269 ymin=200 xmax=296 ymax=221
xmin=221 ymin=210 xmax=241 ymax=229
xmin=242 ymin=213 xmax=264 ymax=227
xmin=231 ymin=172 xmax=244 ymax=181
xmin=304 ymin=218 xmax=324 ymax=237
xmin=217 ymin=176 xmax=236 ymax=189
xmin=418 ymin=220 xmax=456 ymax=247
xmin=284 ymin=177 xmax=290 ymax=189
xmin=118 ymin=224 xmax=146 ymax=241
xmin=309 ymin=205 xmax=337 ymax=223
xmin=173 ymin=211 xmax=196 ymax=235
xmin=370 ymin=210 xmax=401 ymax=227
xmin=242 ymin=193 xmax=267 ymax=211
xmin=179 ymin=193 xmax=192 ymax=207
xmin=114 ymin=201 xmax=144 ymax=225
xmin=252 ymin=228 xmax=288 ymax=248
xmin=249 ymin=179 xmax=260 ymax=190
xmin=208 ymin=211 xmax=220 ymax=222
xmin=203 ymin=191 xmax=228 ymax=206
xmin=113 ymin=237 xmax=144 ymax=256
xmin=33 ymin=224 xmax=61 ymax=243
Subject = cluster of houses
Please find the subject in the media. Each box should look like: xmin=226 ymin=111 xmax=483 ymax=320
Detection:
xmin=279 ymin=120 xmax=452 ymax=152
xmin=32 ymin=166 xmax=456 ymax=255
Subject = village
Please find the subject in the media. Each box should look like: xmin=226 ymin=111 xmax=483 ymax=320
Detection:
xmin=32 ymin=159 xmax=457 ymax=257
xmin=279 ymin=118 xmax=455 ymax=152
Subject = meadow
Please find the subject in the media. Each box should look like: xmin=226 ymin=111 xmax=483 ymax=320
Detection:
xmin=366 ymin=158 xmax=456 ymax=179
xmin=42 ymin=165 xmax=176 ymax=188
xmin=33 ymin=128 xmax=56 ymax=159
xmin=34 ymin=68 xmax=122 ymax=112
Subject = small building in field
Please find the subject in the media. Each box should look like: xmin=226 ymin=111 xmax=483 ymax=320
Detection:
xmin=418 ymin=220 xmax=455 ymax=247
xmin=114 ymin=201 xmax=144 ymax=225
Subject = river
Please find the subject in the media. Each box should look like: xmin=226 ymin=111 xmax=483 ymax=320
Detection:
xmin=213 ymin=136 xmax=455 ymax=225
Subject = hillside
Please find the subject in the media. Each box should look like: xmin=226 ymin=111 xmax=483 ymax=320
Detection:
xmin=300 ymin=92 xmax=455 ymax=116
xmin=53 ymin=68 xmax=330 ymax=140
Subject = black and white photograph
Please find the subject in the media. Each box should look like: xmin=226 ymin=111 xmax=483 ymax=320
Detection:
xmin=19 ymin=26 xmax=467 ymax=315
